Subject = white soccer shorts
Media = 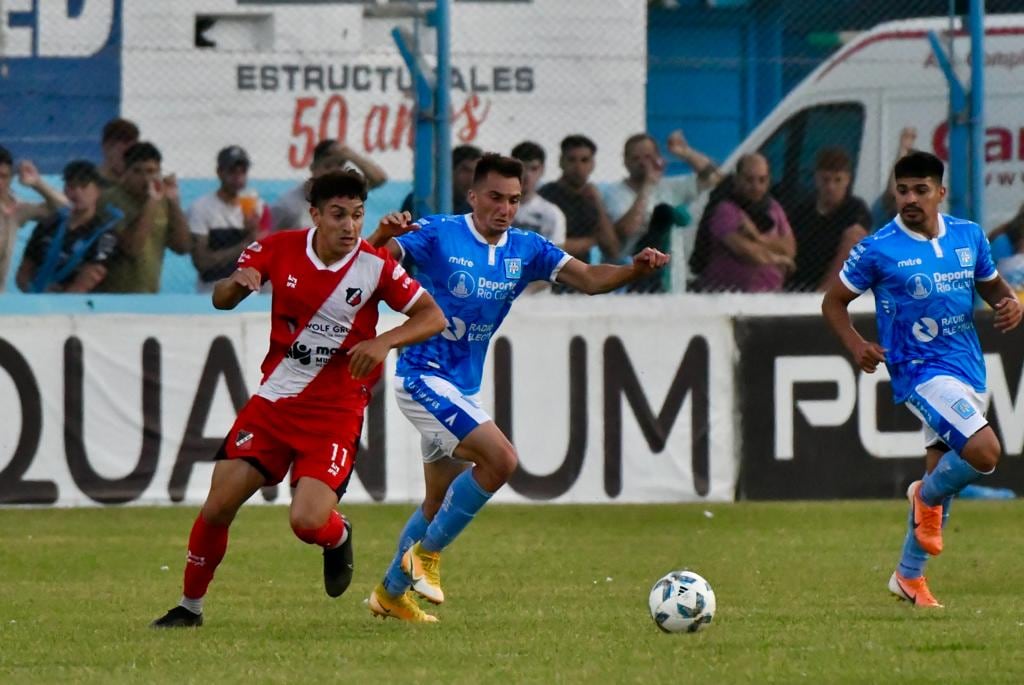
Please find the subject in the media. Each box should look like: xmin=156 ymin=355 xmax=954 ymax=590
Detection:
xmin=905 ymin=374 xmax=988 ymax=453
xmin=393 ymin=375 xmax=492 ymax=463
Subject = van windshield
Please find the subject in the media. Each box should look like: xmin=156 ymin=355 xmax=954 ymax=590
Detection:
xmin=759 ymin=102 xmax=865 ymax=209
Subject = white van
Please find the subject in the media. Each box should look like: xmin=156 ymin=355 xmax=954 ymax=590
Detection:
xmin=677 ymin=14 xmax=1024 ymax=290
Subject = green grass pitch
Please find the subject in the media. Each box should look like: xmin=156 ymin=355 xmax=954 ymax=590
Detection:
xmin=2 ymin=501 xmax=1023 ymax=684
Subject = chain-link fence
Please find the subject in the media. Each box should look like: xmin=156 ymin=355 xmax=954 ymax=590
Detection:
xmin=1 ymin=0 xmax=645 ymax=296
xmin=3 ymin=0 xmax=1024 ymax=297
xmin=657 ymin=0 xmax=1024 ymax=294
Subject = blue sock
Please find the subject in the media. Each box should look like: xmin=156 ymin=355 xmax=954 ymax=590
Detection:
xmin=420 ymin=469 xmax=493 ymax=553
xmin=382 ymin=507 xmax=429 ymax=596
xmin=898 ymin=501 xmax=928 ymax=579
xmin=919 ymin=450 xmax=985 ymax=505
xmin=898 ymin=492 xmax=954 ymax=580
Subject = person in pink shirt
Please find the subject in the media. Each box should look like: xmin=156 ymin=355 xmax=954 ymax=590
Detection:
xmin=697 ymin=153 xmax=795 ymax=292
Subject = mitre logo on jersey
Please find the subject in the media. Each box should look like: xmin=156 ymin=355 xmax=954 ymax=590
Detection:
xmin=345 ymin=287 xmax=363 ymax=306
xmin=286 ymin=341 xmax=312 ymax=365
xmin=504 ymin=258 xmax=522 ymax=280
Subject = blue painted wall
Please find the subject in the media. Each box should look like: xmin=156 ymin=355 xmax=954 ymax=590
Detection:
xmin=0 ymin=0 xmax=122 ymax=172
xmin=647 ymin=1 xmax=782 ymax=176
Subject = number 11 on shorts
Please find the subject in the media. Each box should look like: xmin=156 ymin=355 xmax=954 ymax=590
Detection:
xmin=328 ymin=442 xmax=347 ymax=477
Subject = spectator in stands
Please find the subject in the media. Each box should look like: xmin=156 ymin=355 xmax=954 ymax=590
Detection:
xmin=539 ymin=135 xmax=619 ymax=264
xmin=190 ymin=146 xmax=271 ymax=292
xmin=873 ymin=126 xmax=917 ymax=227
xmin=787 ymin=147 xmax=871 ymax=292
xmin=603 ymin=130 xmax=721 ymax=259
xmin=693 ymin=153 xmax=794 ymax=292
xmin=991 ymin=202 xmax=1024 ymax=295
xmin=510 ymin=141 xmax=566 ymax=246
xmin=99 ymin=141 xmax=191 ymax=293
xmin=97 ymin=118 xmax=140 ymax=188
xmin=0 ymin=146 xmax=67 ymax=292
xmin=16 ymin=161 xmax=122 ymax=293
xmin=401 ymin=144 xmax=482 ymax=217
xmin=272 ymin=139 xmax=388 ymax=230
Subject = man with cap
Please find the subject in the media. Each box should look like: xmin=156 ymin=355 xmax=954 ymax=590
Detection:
xmin=189 ymin=145 xmax=271 ymax=292
xmin=271 ymin=139 xmax=388 ymax=231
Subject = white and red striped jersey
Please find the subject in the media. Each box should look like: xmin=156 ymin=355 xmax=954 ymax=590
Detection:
xmin=236 ymin=228 xmax=423 ymax=409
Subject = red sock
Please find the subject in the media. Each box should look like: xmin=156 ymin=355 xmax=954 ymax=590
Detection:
xmin=183 ymin=515 xmax=229 ymax=600
xmin=293 ymin=510 xmax=346 ymax=548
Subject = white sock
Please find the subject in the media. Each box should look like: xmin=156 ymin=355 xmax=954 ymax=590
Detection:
xmin=333 ymin=524 xmax=349 ymax=548
xmin=179 ymin=595 xmax=203 ymax=615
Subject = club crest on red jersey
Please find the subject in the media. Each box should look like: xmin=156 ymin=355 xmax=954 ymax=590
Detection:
xmin=346 ymin=287 xmax=363 ymax=306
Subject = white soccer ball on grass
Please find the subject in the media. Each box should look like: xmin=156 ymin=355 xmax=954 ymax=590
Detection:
xmin=648 ymin=570 xmax=716 ymax=633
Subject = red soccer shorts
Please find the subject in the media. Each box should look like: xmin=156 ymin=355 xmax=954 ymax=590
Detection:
xmin=218 ymin=395 xmax=362 ymax=495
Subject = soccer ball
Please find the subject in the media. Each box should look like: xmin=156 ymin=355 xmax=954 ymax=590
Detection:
xmin=648 ymin=570 xmax=716 ymax=633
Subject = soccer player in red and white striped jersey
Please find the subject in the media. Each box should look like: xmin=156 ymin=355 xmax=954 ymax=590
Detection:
xmin=152 ymin=171 xmax=445 ymax=628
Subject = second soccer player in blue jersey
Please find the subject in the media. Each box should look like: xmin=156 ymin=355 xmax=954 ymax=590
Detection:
xmin=366 ymin=153 xmax=670 ymax=621
xmin=823 ymin=151 xmax=1022 ymax=608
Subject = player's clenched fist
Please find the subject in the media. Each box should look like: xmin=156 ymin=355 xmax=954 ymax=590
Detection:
xmin=993 ymin=296 xmax=1022 ymax=333
xmin=851 ymin=339 xmax=887 ymax=373
xmin=347 ymin=338 xmax=390 ymax=380
xmin=230 ymin=266 xmax=262 ymax=292
xmin=632 ymin=247 xmax=670 ymax=273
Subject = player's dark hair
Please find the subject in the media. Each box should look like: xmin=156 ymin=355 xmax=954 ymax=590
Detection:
xmin=102 ymin=118 xmax=139 ymax=144
xmin=815 ymin=147 xmax=852 ymax=173
xmin=560 ymin=134 xmax=597 ymax=155
xmin=0 ymin=145 xmax=11 ymax=167
xmin=308 ymin=170 xmax=368 ymax=207
xmin=472 ymin=153 xmax=523 ymax=186
xmin=511 ymin=141 xmax=545 ymax=164
xmin=894 ymin=151 xmax=944 ymax=183
xmin=123 ymin=141 xmax=162 ymax=168
xmin=623 ymin=133 xmax=656 ymax=156
xmin=63 ymin=159 xmax=102 ymax=186
xmin=453 ymin=144 xmax=483 ymax=169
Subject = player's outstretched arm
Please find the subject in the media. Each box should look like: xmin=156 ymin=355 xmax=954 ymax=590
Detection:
xmin=976 ymin=276 xmax=1023 ymax=333
xmin=555 ymin=247 xmax=670 ymax=295
xmin=347 ymin=292 xmax=447 ymax=380
xmin=821 ymin=281 xmax=886 ymax=373
xmin=212 ymin=267 xmax=261 ymax=310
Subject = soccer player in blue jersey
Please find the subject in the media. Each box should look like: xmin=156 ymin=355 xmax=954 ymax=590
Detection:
xmin=365 ymin=153 xmax=669 ymax=621
xmin=822 ymin=151 xmax=1022 ymax=608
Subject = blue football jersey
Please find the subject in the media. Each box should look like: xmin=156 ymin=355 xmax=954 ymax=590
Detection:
xmin=395 ymin=213 xmax=572 ymax=394
xmin=840 ymin=214 xmax=998 ymax=403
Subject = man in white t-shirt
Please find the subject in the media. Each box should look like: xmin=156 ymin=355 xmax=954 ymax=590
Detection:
xmin=603 ymin=130 xmax=721 ymax=260
xmin=511 ymin=141 xmax=566 ymax=246
xmin=271 ymin=139 xmax=388 ymax=231
xmin=189 ymin=146 xmax=271 ymax=292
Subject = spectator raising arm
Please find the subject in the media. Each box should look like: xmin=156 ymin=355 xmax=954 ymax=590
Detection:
xmin=336 ymin=144 xmax=388 ymax=189
xmin=666 ymin=130 xmax=721 ymax=190
xmin=17 ymin=161 xmax=68 ymax=214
